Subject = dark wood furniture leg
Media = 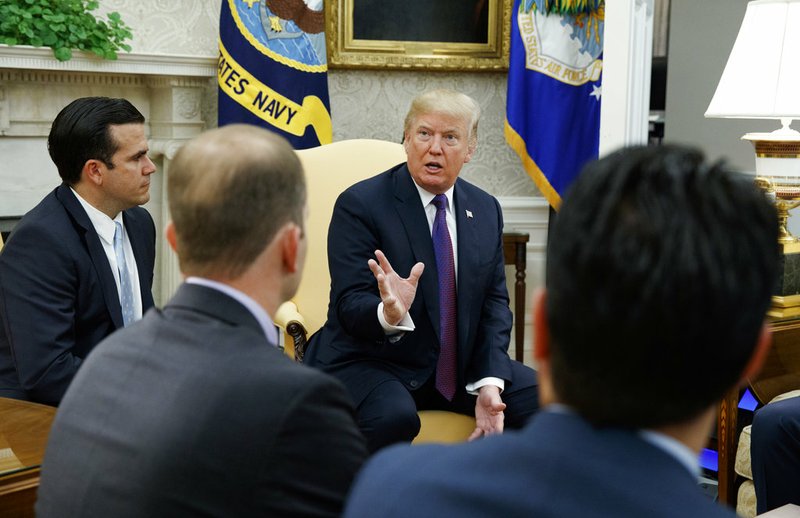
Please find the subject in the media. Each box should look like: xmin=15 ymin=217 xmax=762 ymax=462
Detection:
xmin=717 ymin=387 xmax=739 ymax=505
xmin=503 ymin=232 xmax=530 ymax=362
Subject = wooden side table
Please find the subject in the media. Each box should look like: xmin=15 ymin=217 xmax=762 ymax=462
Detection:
xmin=0 ymin=398 xmax=56 ymax=518
xmin=503 ymin=232 xmax=530 ymax=362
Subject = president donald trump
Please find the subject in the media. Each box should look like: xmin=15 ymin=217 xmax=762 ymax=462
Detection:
xmin=305 ymin=89 xmax=539 ymax=452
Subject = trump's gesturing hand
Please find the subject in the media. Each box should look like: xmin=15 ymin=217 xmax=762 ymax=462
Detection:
xmin=469 ymin=385 xmax=506 ymax=441
xmin=368 ymin=250 xmax=424 ymax=326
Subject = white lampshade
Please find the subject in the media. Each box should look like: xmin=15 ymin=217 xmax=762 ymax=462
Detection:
xmin=705 ymin=0 xmax=800 ymax=122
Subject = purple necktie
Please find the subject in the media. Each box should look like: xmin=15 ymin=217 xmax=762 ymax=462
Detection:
xmin=431 ymin=194 xmax=457 ymax=401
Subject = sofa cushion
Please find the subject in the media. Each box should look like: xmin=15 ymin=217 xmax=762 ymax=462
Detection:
xmin=735 ymin=424 xmax=753 ymax=480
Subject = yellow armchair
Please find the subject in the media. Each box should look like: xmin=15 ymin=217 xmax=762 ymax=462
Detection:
xmin=275 ymin=139 xmax=476 ymax=443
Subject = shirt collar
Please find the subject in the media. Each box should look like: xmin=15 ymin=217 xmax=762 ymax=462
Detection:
xmin=70 ymin=187 xmax=122 ymax=246
xmin=545 ymin=404 xmax=700 ymax=477
xmin=414 ymin=182 xmax=455 ymax=213
xmin=638 ymin=429 xmax=700 ymax=478
xmin=184 ymin=277 xmax=278 ymax=345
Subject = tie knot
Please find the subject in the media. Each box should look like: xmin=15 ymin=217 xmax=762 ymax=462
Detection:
xmin=432 ymin=194 xmax=447 ymax=212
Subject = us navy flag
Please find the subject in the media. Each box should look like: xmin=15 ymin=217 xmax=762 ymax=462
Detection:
xmin=218 ymin=0 xmax=332 ymax=149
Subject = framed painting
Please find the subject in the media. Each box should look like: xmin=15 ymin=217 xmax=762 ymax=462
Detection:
xmin=326 ymin=0 xmax=512 ymax=71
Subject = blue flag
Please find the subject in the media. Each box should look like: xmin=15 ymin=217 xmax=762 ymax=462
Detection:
xmin=218 ymin=0 xmax=332 ymax=149
xmin=505 ymin=0 xmax=604 ymax=208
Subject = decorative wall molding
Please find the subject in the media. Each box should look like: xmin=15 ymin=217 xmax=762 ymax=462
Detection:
xmin=599 ymin=0 xmax=654 ymax=155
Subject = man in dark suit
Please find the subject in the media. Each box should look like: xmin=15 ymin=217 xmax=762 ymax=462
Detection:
xmin=0 ymin=97 xmax=156 ymax=405
xmin=751 ymin=395 xmax=800 ymax=513
xmin=345 ymin=145 xmax=780 ymax=517
xmin=36 ymin=124 xmax=367 ymax=517
xmin=304 ymin=89 xmax=538 ymax=452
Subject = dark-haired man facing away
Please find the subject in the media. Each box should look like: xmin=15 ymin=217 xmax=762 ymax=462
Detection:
xmin=0 ymin=97 xmax=156 ymax=405
xmin=345 ymin=145 xmax=779 ymax=517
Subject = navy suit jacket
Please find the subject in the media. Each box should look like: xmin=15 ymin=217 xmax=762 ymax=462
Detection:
xmin=36 ymin=283 xmax=367 ymax=518
xmin=345 ymin=410 xmax=737 ymax=518
xmin=305 ymin=164 xmax=518 ymax=404
xmin=0 ymin=184 xmax=155 ymax=405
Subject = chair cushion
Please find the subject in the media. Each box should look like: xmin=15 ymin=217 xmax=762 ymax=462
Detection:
xmin=737 ymin=480 xmax=757 ymax=518
xmin=770 ymin=389 xmax=800 ymax=404
xmin=735 ymin=424 xmax=753 ymax=480
xmin=413 ymin=410 xmax=476 ymax=444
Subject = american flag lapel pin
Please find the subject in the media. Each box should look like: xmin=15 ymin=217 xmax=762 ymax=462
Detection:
xmin=466 ymin=210 xmax=473 ymax=219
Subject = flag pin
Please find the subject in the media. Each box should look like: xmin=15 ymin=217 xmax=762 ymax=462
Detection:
xmin=466 ymin=210 xmax=473 ymax=219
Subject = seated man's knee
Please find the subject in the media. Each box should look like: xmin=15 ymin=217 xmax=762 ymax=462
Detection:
xmin=753 ymin=398 xmax=800 ymax=453
xmin=357 ymin=386 xmax=421 ymax=452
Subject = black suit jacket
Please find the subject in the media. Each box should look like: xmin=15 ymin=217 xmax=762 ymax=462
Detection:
xmin=0 ymin=184 xmax=155 ymax=405
xmin=345 ymin=410 xmax=737 ymax=517
xmin=36 ymin=283 xmax=368 ymax=518
xmin=305 ymin=164 xmax=520 ymax=404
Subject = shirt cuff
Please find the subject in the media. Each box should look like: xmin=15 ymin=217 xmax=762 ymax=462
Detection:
xmin=465 ymin=377 xmax=505 ymax=395
xmin=377 ymin=302 xmax=415 ymax=341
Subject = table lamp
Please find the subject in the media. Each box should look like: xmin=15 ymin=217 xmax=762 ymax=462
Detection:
xmin=705 ymin=0 xmax=800 ymax=317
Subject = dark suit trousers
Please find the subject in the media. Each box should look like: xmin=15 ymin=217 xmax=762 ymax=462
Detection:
xmin=357 ymin=361 xmax=538 ymax=452
xmin=752 ymin=396 xmax=800 ymax=513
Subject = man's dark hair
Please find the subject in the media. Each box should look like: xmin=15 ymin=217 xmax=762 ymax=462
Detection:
xmin=48 ymin=97 xmax=145 ymax=185
xmin=546 ymin=145 xmax=779 ymax=428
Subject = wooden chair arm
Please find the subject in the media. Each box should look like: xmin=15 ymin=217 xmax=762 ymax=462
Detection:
xmin=274 ymin=301 xmax=309 ymax=362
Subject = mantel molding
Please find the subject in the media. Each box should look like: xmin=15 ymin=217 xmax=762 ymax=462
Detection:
xmin=0 ymin=45 xmax=217 ymax=78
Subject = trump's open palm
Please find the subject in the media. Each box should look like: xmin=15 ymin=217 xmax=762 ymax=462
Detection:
xmin=368 ymin=250 xmax=424 ymax=326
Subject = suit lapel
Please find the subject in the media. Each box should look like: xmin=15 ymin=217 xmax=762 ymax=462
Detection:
xmin=56 ymin=184 xmax=124 ymax=329
xmin=454 ymin=181 xmax=477 ymax=355
xmin=122 ymin=209 xmax=154 ymax=310
xmin=392 ymin=166 xmax=441 ymax=338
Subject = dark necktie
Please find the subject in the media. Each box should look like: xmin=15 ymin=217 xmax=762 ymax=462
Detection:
xmin=431 ymin=194 xmax=457 ymax=401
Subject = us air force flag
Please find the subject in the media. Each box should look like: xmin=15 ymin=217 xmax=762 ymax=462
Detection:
xmin=505 ymin=0 xmax=604 ymax=208
xmin=218 ymin=0 xmax=332 ymax=149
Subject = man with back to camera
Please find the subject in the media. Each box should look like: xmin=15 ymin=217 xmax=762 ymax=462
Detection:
xmin=35 ymin=124 xmax=368 ymax=517
xmin=0 ymin=97 xmax=157 ymax=405
xmin=344 ymin=145 xmax=780 ymax=517
xmin=304 ymin=89 xmax=539 ymax=452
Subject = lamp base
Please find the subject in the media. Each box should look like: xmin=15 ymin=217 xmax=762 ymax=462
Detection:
xmin=769 ymin=241 xmax=800 ymax=318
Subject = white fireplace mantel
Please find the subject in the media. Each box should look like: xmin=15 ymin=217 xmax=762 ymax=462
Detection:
xmin=0 ymin=44 xmax=216 ymax=77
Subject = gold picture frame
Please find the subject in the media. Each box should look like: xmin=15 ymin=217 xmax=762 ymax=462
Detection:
xmin=326 ymin=0 xmax=512 ymax=71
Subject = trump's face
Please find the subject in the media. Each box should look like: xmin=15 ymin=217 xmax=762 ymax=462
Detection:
xmin=403 ymin=112 xmax=475 ymax=195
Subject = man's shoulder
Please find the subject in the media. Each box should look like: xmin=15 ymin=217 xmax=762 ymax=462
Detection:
xmin=15 ymin=188 xmax=68 ymax=227
xmin=123 ymin=205 xmax=155 ymax=233
xmin=454 ymin=176 xmax=498 ymax=204
xmin=2 ymin=189 xmax=82 ymax=257
xmin=344 ymin=162 xmax=405 ymax=194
